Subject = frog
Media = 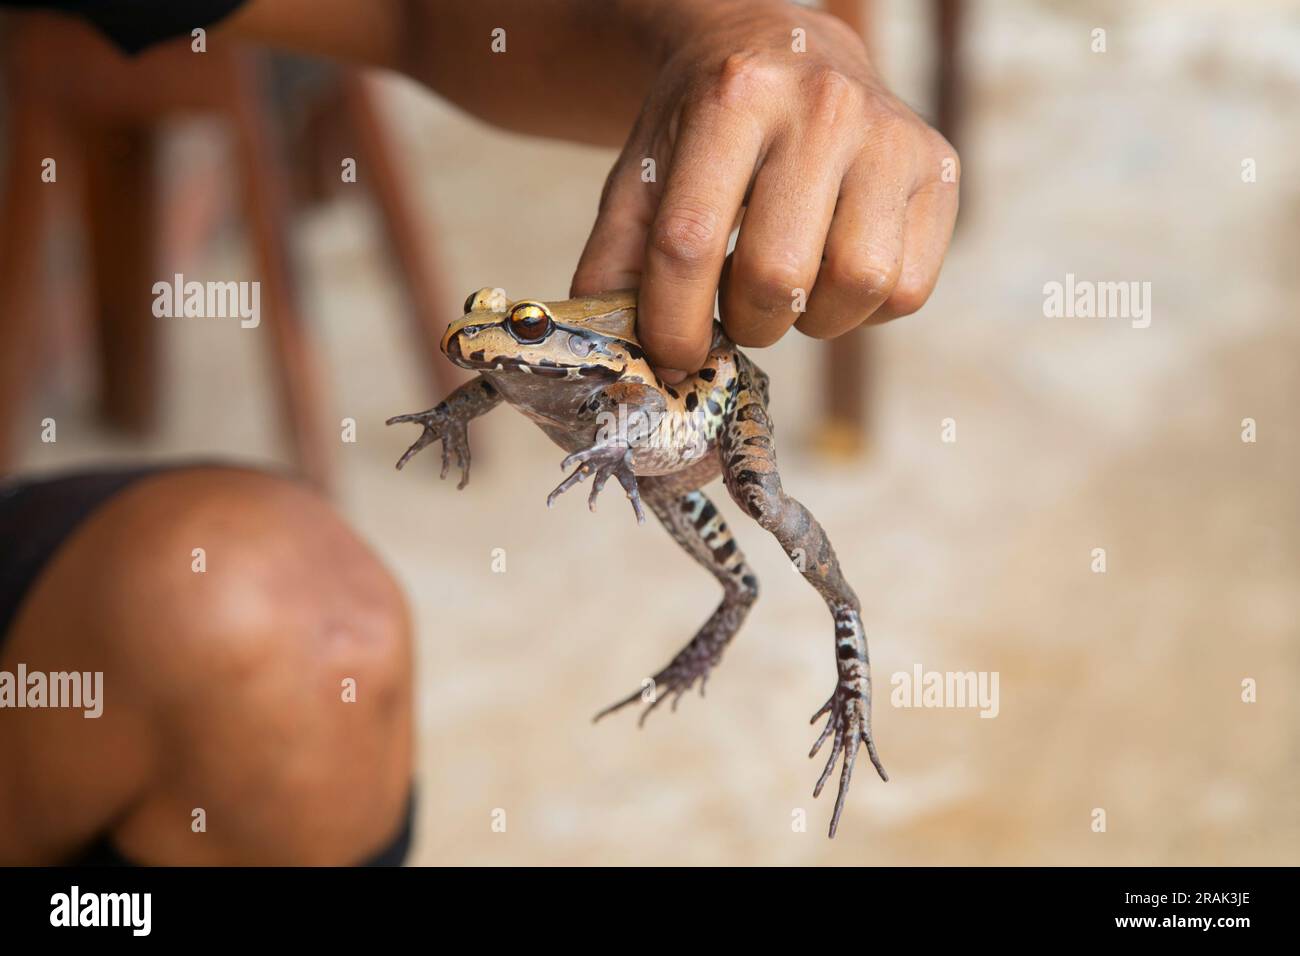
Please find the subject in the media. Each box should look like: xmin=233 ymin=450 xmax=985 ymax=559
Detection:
xmin=387 ymin=287 xmax=887 ymax=837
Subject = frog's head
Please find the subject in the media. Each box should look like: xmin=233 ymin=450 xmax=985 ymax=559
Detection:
xmin=441 ymin=288 xmax=652 ymax=391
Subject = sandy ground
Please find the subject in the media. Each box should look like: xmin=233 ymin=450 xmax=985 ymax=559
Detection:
xmin=13 ymin=0 xmax=1299 ymax=864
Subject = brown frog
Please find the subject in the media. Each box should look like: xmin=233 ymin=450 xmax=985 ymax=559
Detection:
xmin=388 ymin=287 xmax=887 ymax=836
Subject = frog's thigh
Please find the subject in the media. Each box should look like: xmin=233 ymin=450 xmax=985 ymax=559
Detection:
xmin=719 ymin=397 xmax=857 ymax=606
xmin=642 ymin=479 xmax=757 ymax=600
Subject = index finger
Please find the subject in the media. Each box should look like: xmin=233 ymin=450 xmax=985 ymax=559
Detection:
xmin=638 ymin=106 xmax=761 ymax=376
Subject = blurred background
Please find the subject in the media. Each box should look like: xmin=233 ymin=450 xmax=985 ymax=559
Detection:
xmin=2 ymin=0 xmax=1296 ymax=864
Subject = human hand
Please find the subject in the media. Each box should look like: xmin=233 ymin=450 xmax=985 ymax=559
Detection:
xmin=570 ymin=2 xmax=959 ymax=381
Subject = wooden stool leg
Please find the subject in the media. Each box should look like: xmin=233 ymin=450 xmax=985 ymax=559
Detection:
xmin=820 ymin=0 xmax=874 ymax=457
xmin=339 ymin=71 xmax=462 ymax=396
xmin=934 ymin=0 xmax=964 ymax=152
xmin=0 ymin=90 xmax=52 ymax=473
xmin=228 ymin=55 xmax=333 ymax=491
xmin=83 ymin=124 xmax=159 ymax=433
xmin=821 ymin=328 xmax=869 ymax=458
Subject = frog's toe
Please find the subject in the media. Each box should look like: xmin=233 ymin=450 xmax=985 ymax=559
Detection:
xmin=546 ymin=463 xmax=592 ymax=508
xmin=586 ymin=459 xmax=644 ymax=524
xmin=594 ymin=647 xmax=720 ymax=727
xmin=443 ymin=432 xmax=471 ymax=489
xmin=552 ymin=444 xmax=642 ymax=523
xmin=617 ymin=469 xmax=646 ymax=524
xmin=809 ymin=682 xmax=888 ymax=838
xmin=385 ymin=411 xmax=423 ymax=426
xmin=395 ymin=428 xmax=437 ymax=471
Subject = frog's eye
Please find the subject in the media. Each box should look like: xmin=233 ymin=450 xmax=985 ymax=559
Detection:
xmin=463 ymin=291 xmax=479 ymax=313
xmin=507 ymin=302 xmax=553 ymax=343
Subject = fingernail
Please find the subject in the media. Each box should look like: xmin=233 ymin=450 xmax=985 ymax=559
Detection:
xmin=657 ymin=367 xmax=688 ymax=384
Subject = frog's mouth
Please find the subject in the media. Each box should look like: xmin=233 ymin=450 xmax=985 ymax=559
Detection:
xmin=445 ymin=335 xmax=623 ymax=380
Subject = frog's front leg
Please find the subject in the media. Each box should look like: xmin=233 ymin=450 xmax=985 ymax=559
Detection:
xmin=544 ymin=382 xmax=665 ymax=524
xmin=719 ymin=364 xmax=887 ymax=838
xmin=385 ymin=375 xmax=502 ymax=488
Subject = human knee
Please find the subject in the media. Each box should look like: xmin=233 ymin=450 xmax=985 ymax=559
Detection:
xmin=95 ymin=468 xmax=410 ymax=693
xmin=88 ymin=468 xmax=413 ymax=863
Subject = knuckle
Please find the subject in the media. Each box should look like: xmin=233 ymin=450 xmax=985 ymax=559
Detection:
xmin=863 ymin=108 xmax=913 ymax=150
xmin=944 ymin=148 xmax=962 ymax=183
xmin=712 ymin=51 xmax=779 ymax=106
xmin=885 ymin=277 xmax=934 ymax=317
xmin=827 ymin=253 xmax=901 ymax=305
xmin=652 ymin=201 xmax=722 ymax=268
xmin=805 ymin=68 xmax=861 ymax=127
xmin=927 ymin=130 xmax=960 ymax=180
xmin=744 ymin=262 xmax=810 ymax=315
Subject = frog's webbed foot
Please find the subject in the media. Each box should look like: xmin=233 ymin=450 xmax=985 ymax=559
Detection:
xmin=593 ymin=600 xmax=742 ymax=727
xmin=809 ymin=611 xmax=888 ymax=838
xmin=386 ymin=377 xmax=502 ymax=488
xmin=386 ymin=405 xmax=473 ymax=489
xmin=546 ymin=443 xmax=645 ymax=524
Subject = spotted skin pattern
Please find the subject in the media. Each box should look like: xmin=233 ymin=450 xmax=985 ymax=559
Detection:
xmin=388 ymin=288 xmax=887 ymax=837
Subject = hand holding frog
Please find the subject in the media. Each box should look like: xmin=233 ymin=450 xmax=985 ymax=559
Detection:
xmin=571 ymin=1 xmax=960 ymax=380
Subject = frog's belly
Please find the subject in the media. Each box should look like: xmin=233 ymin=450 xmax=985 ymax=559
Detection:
xmin=533 ymin=419 xmax=721 ymax=482
xmin=627 ymin=441 xmax=720 ymax=477
xmin=635 ymin=447 xmax=723 ymax=489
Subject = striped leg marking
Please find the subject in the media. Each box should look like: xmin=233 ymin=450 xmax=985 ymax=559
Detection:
xmin=720 ymin=362 xmax=887 ymax=837
xmin=594 ymin=483 xmax=758 ymax=725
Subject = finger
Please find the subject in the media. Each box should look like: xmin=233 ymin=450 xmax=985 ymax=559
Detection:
xmin=570 ymin=135 xmax=659 ymax=296
xmin=795 ymin=163 xmax=908 ymax=339
xmin=719 ymin=139 xmax=843 ymax=348
xmin=872 ymin=175 xmax=959 ymax=321
xmin=637 ymin=102 xmax=763 ymax=374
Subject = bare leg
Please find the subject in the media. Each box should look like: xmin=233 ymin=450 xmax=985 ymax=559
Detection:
xmin=0 ymin=468 xmax=413 ymax=864
xmin=720 ymin=367 xmax=887 ymax=838
xmin=595 ymin=480 xmax=758 ymax=724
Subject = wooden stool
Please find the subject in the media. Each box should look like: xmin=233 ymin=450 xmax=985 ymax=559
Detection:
xmin=0 ymin=13 xmax=460 ymax=489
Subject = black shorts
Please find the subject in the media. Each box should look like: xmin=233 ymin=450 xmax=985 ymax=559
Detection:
xmin=0 ymin=464 xmax=171 ymax=647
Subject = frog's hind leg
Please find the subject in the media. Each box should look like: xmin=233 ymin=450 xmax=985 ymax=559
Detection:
xmin=594 ymin=479 xmax=758 ymax=726
xmin=719 ymin=369 xmax=887 ymax=838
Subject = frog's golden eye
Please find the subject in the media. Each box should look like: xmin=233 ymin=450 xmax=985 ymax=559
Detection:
xmin=507 ymin=302 xmax=552 ymax=343
xmin=463 ymin=291 xmax=479 ymax=313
